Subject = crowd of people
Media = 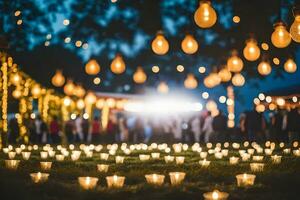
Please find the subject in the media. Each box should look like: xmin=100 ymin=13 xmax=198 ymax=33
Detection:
xmin=4 ymin=106 xmax=300 ymax=145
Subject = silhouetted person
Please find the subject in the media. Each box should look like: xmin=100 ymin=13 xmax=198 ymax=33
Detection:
xmin=287 ymin=108 xmax=300 ymax=143
xmin=212 ymin=110 xmax=227 ymax=142
xmin=202 ymin=111 xmax=213 ymax=142
xmin=8 ymin=117 xmax=19 ymax=144
xmin=28 ymin=118 xmax=37 ymax=144
xmin=90 ymin=116 xmax=101 ymax=143
xmin=49 ymin=116 xmax=60 ymax=144
xmin=65 ymin=119 xmax=75 ymax=144
xmin=245 ymin=106 xmax=266 ymax=143
xmin=35 ymin=115 xmax=43 ymax=143
xmin=82 ymin=118 xmax=89 ymax=143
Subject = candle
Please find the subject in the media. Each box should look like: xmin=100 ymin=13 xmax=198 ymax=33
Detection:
xmin=175 ymin=156 xmax=185 ymax=165
xmin=151 ymin=152 xmax=160 ymax=159
xmin=40 ymin=162 xmax=52 ymax=171
xmin=293 ymin=150 xmax=300 ymax=157
xmin=115 ymin=156 xmax=125 ymax=164
xmin=85 ymin=151 xmax=93 ymax=158
xmin=247 ymin=148 xmax=255 ymax=155
xmin=173 ymin=144 xmax=182 ymax=153
xmin=229 ymin=156 xmax=239 ymax=165
xmin=271 ymin=155 xmax=282 ymax=164
xmin=164 ymin=155 xmax=175 ymax=163
xmin=40 ymin=151 xmax=48 ymax=159
xmin=71 ymin=152 xmax=80 ymax=161
xmin=5 ymin=160 xmax=20 ymax=170
xmin=48 ymin=150 xmax=56 ymax=157
xmin=21 ymin=151 xmax=31 ymax=160
xmin=100 ymin=153 xmax=109 ymax=160
xmin=55 ymin=154 xmax=65 ymax=161
xmin=264 ymin=149 xmax=273 ymax=155
xmin=78 ymin=176 xmax=98 ymax=190
xmin=221 ymin=149 xmax=228 ymax=157
xmin=145 ymin=174 xmax=165 ymax=186
xmin=8 ymin=151 xmax=16 ymax=159
xmin=283 ymin=148 xmax=290 ymax=154
xmin=169 ymin=172 xmax=186 ymax=186
xmin=214 ymin=152 xmax=223 ymax=159
xmin=252 ymin=155 xmax=264 ymax=161
xmin=250 ymin=163 xmax=264 ymax=172
xmin=241 ymin=153 xmax=250 ymax=161
xmin=15 ymin=147 xmax=22 ymax=154
xmin=200 ymin=152 xmax=208 ymax=159
xmin=97 ymin=164 xmax=109 ymax=173
xmin=236 ymin=173 xmax=256 ymax=187
xmin=139 ymin=154 xmax=150 ymax=161
xmin=199 ymin=159 xmax=210 ymax=168
xmin=203 ymin=189 xmax=229 ymax=200
xmin=3 ymin=148 xmax=9 ymax=154
xmin=106 ymin=175 xmax=125 ymax=188
xmin=30 ymin=172 xmax=49 ymax=183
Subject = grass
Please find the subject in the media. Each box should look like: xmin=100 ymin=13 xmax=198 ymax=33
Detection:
xmin=1 ymin=143 xmax=300 ymax=200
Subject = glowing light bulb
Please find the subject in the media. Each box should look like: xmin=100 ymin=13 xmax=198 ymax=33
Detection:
xmin=184 ymin=74 xmax=198 ymax=89
xmin=290 ymin=15 xmax=300 ymax=43
xmin=257 ymin=61 xmax=272 ymax=76
xmin=218 ymin=68 xmax=232 ymax=82
xmin=284 ymin=58 xmax=297 ymax=73
xmin=231 ymin=73 xmax=245 ymax=87
xmin=181 ymin=34 xmax=198 ymax=54
xmin=271 ymin=22 xmax=291 ymax=48
xmin=176 ymin=65 xmax=184 ymax=72
xmin=152 ymin=65 xmax=160 ymax=73
xmin=151 ymin=33 xmax=169 ymax=55
xmin=243 ymin=39 xmax=260 ymax=61
xmin=31 ymin=84 xmax=41 ymax=98
xmin=110 ymin=54 xmax=126 ymax=74
xmin=85 ymin=59 xmax=100 ymax=75
xmin=64 ymin=80 xmax=75 ymax=96
xmin=133 ymin=66 xmax=147 ymax=84
xmin=51 ymin=70 xmax=65 ymax=87
xmin=227 ymin=54 xmax=243 ymax=72
xmin=194 ymin=1 xmax=217 ymax=28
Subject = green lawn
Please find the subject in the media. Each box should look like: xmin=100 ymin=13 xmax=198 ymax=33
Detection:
xmin=1 ymin=143 xmax=300 ymax=200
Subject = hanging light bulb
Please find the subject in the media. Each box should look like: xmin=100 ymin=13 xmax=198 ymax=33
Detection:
xmin=194 ymin=0 xmax=217 ymax=28
xmin=84 ymin=92 xmax=96 ymax=105
xmin=290 ymin=14 xmax=300 ymax=43
xmin=133 ymin=67 xmax=147 ymax=84
xmin=218 ymin=67 xmax=232 ymax=82
xmin=181 ymin=34 xmax=198 ymax=54
xmin=12 ymin=89 xmax=22 ymax=99
xmin=76 ymin=99 xmax=85 ymax=110
xmin=85 ymin=59 xmax=100 ymax=75
xmin=110 ymin=54 xmax=126 ymax=74
xmin=10 ymin=73 xmax=22 ymax=85
xmin=73 ymin=85 xmax=86 ymax=98
xmin=271 ymin=22 xmax=291 ymax=48
xmin=51 ymin=70 xmax=65 ymax=87
xmin=63 ymin=80 xmax=75 ymax=96
xmin=243 ymin=39 xmax=260 ymax=61
xmin=227 ymin=52 xmax=244 ymax=73
xmin=184 ymin=74 xmax=198 ymax=89
xmin=284 ymin=58 xmax=297 ymax=73
xmin=232 ymin=73 xmax=245 ymax=86
xmin=151 ymin=32 xmax=169 ymax=55
xmin=257 ymin=61 xmax=272 ymax=75
xmin=31 ymin=84 xmax=41 ymax=98
xmin=157 ymin=82 xmax=169 ymax=94
xmin=204 ymin=73 xmax=220 ymax=88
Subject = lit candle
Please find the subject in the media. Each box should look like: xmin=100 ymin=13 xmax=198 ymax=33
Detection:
xmin=115 ymin=156 xmax=125 ymax=164
xmin=214 ymin=152 xmax=223 ymax=159
xmin=199 ymin=159 xmax=210 ymax=168
xmin=71 ymin=152 xmax=80 ymax=161
xmin=283 ymin=148 xmax=290 ymax=154
xmin=151 ymin=152 xmax=160 ymax=159
xmin=175 ymin=156 xmax=185 ymax=165
xmin=5 ymin=160 xmax=20 ymax=170
xmin=30 ymin=172 xmax=49 ymax=183
xmin=164 ymin=155 xmax=174 ymax=163
xmin=221 ymin=149 xmax=228 ymax=157
xmin=145 ymin=174 xmax=165 ymax=186
xmin=293 ymin=150 xmax=300 ymax=157
xmin=236 ymin=173 xmax=256 ymax=187
xmin=106 ymin=175 xmax=125 ymax=188
xmin=241 ymin=153 xmax=250 ymax=161
xmin=271 ymin=155 xmax=282 ymax=164
xmin=247 ymin=148 xmax=255 ymax=155
xmin=203 ymin=189 xmax=229 ymax=200
xmin=40 ymin=162 xmax=52 ymax=171
xmin=40 ymin=151 xmax=48 ymax=159
xmin=173 ymin=144 xmax=182 ymax=153
xmin=21 ymin=151 xmax=31 ymax=160
xmin=55 ymin=154 xmax=65 ymax=161
xmin=250 ymin=163 xmax=264 ymax=172
xmin=169 ymin=172 xmax=186 ymax=186
xmin=229 ymin=156 xmax=239 ymax=165
xmin=3 ymin=148 xmax=9 ymax=154
xmin=97 ymin=164 xmax=109 ymax=173
xmin=48 ymin=150 xmax=56 ymax=157
xmin=252 ymin=155 xmax=264 ymax=161
xmin=100 ymin=153 xmax=109 ymax=160
xmin=8 ymin=151 xmax=16 ymax=159
xmin=139 ymin=154 xmax=151 ymax=161
xmin=15 ymin=147 xmax=22 ymax=154
xmin=78 ymin=176 xmax=98 ymax=190
xmin=264 ymin=148 xmax=273 ymax=155
xmin=200 ymin=152 xmax=208 ymax=159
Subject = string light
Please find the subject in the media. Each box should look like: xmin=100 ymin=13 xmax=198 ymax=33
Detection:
xmin=17 ymin=19 xmax=22 ymax=25
xmin=198 ymin=66 xmax=206 ymax=73
xmin=273 ymin=57 xmax=280 ymax=65
xmin=75 ymin=40 xmax=82 ymax=47
xmin=232 ymin=16 xmax=240 ymax=23
xmin=176 ymin=65 xmax=184 ymax=72
xmin=93 ymin=77 xmax=101 ymax=85
xmin=152 ymin=66 xmax=160 ymax=73
xmin=151 ymin=32 xmax=169 ymax=55
xmin=63 ymin=19 xmax=70 ymax=26
xmin=194 ymin=0 xmax=217 ymax=28
xmin=64 ymin=37 xmax=71 ymax=43
xmin=14 ymin=10 xmax=21 ymax=17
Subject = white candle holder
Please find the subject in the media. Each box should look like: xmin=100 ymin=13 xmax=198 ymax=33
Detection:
xmin=175 ymin=156 xmax=185 ymax=165
xmin=40 ymin=162 xmax=52 ymax=171
xmin=21 ymin=151 xmax=31 ymax=160
xmin=97 ymin=164 xmax=109 ymax=173
xmin=229 ymin=156 xmax=239 ymax=165
xmin=236 ymin=173 xmax=256 ymax=187
xmin=250 ymin=163 xmax=264 ymax=172
xmin=145 ymin=174 xmax=165 ymax=186
xmin=139 ymin=154 xmax=151 ymax=161
xmin=271 ymin=155 xmax=282 ymax=164
xmin=40 ymin=151 xmax=48 ymax=159
xmin=106 ymin=175 xmax=125 ymax=188
xmin=30 ymin=172 xmax=49 ymax=183
xmin=164 ymin=155 xmax=175 ymax=163
xmin=151 ymin=152 xmax=160 ymax=159
xmin=199 ymin=159 xmax=210 ymax=168
xmin=115 ymin=156 xmax=125 ymax=164
xmin=15 ymin=148 xmax=22 ymax=154
xmin=78 ymin=176 xmax=99 ymax=190
xmin=5 ymin=159 xmax=20 ymax=170
xmin=252 ymin=155 xmax=264 ymax=161
xmin=203 ymin=189 xmax=229 ymax=200
xmin=100 ymin=153 xmax=109 ymax=160
xmin=200 ymin=152 xmax=208 ymax=159
xmin=55 ymin=154 xmax=65 ymax=161
xmin=8 ymin=151 xmax=16 ymax=159
xmin=169 ymin=172 xmax=186 ymax=186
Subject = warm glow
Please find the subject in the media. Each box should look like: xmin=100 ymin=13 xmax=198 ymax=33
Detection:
xmin=76 ymin=99 xmax=85 ymax=109
xmin=31 ymin=84 xmax=41 ymax=98
xmin=273 ymin=57 xmax=280 ymax=65
xmin=73 ymin=85 xmax=86 ymax=98
xmin=10 ymin=73 xmax=22 ymax=85
xmin=243 ymin=39 xmax=260 ymax=61
xmin=151 ymin=33 xmax=169 ymax=55
xmin=93 ymin=77 xmax=101 ymax=85
xmin=110 ymin=54 xmax=126 ymax=74
xmin=257 ymin=61 xmax=271 ymax=75
xmin=233 ymin=15 xmax=240 ymax=23
xmin=204 ymin=73 xmax=221 ymax=88
xmin=271 ymin=22 xmax=291 ymax=48
xmin=218 ymin=68 xmax=232 ymax=82
xmin=194 ymin=1 xmax=217 ymax=28
xmin=84 ymin=92 xmax=97 ymax=105
xmin=232 ymin=73 xmax=245 ymax=86
xmin=184 ymin=74 xmax=198 ymax=89
xmin=290 ymin=15 xmax=300 ymax=43
xmin=157 ymin=82 xmax=169 ymax=94
xmin=51 ymin=70 xmax=65 ymax=87
xmin=198 ymin=66 xmax=206 ymax=73
xmin=152 ymin=65 xmax=160 ymax=73
xmin=85 ymin=59 xmax=100 ymax=75
xmin=64 ymin=80 xmax=75 ymax=96
xmin=227 ymin=54 xmax=243 ymax=73
xmin=181 ymin=34 xmax=198 ymax=54
xmin=261 ymin=43 xmax=269 ymax=50
xmin=133 ymin=66 xmax=147 ymax=84
xmin=176 ymin=65 xmax=185 ymax=72
xmin=284 ymin=58 xmax=297 ymax=73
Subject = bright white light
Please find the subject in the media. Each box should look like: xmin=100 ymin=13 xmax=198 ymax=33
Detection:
xmin=202 ymin=92 xmax=209 ymax=99
xmin=258 ymin=93 xmax=265 ymax=101
xmin=71 ymin=113 xmax=76 ymax=120
xmin=219 ymin=96 xmax=226 ymax=103
xmin=124 ymin=96 xmax=202 ymax=114
xmin=266 ymin=96 xmax=272 ymax=103
xmin=83 ymin=113 xmax=89 ymax=119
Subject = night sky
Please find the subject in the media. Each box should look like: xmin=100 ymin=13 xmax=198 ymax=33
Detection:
xmin=2 ymin=0 xmax=300 ymax=114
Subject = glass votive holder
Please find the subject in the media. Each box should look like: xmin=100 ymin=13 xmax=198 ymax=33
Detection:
xmin=293 ymin=150 xmax=300 ymax=157
xmin=40 ymin=151 xmax=48 ymax=159
xmin=106 ymin=175 xmax=125 ymax=188
xmin=172 ymin=144 xmax=182 ymax=153
xmin=71 ymin=153 xmax=80 ymax=161
xmin=8 ymin=151 xmax=16 ymax=159
xmin=229 ymin=156 xmax=239 ymax=165
xmin=271 ymin=155 xmax=282 ymax=164
xmin=252 ymin=155 xmax=264 ymax=161
xmin=48 ymin=150 xmax=56 ymax=157
xmin=283 ymin=148 xmax=290 ymax=154
xmin=30 ymin=172 xmax=49 ymax=183
xmin=169 ymin=172 xmax=186 ymax=186
xmin=164 ymin=155 xmax=174 ymax=163
xmin=175 ymin=156 xmax=185 ymax=165
xmin=247 ymin=148 xmax=255 ymax=155
xmin=200 ymin=152 xmax=208 ymax=159
xmin=238 ymin=150 xmax=246 ymax=156
xmin=203 ymin=189 xmax=229 ymax=200
xmin=15 ymin=148 xmax=22 ymax=154
xmin=139 ymin=154 xmax=151 ymax=161
xmin=203 ymin=190 xmax=229 ymax=200
xmin=151 ymin=152 xmax=160 ymax=159
xmin=214 ymin=152 xmax=223 ymax=159
xmin=241 ymin=153 xmax=251 ymax=161
xmin=3 ymin=148 xmax=9 ymax=154
xmin=40 ymin=161 xmax=52 ymax=171
xmin=97 ymin=164 xmax=109 ymax=173
xmin=250 ymin=163 xmax=264 ymax=172
xmin=115 ymin=156 xmax=125 ymax=164
xmin=199 ymin=159 xmax=210 ymax=168
xmin=100 ymin=153 xmax=109 ymax=160
xmin=85 ymin=151 xmax=93 ymax=158
xmin=5 ymin=159 xmax=20 ymax=170
xmin=264 ymin=149 xmax=273 ymax=155
xmin=55 ymin=154 xmax=65 ymax=161
xmin=145 ymin=174 xmax=165 ymax=186
xmin=21 ymin=152 xmax=31 ymax=160
xmin=78 ymin=176 xmax=99 ymax=190
xmin=236 ymin=173 xmax=256 ymax=187
xmin=221 ymin=149 xmax=228 ymax=157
